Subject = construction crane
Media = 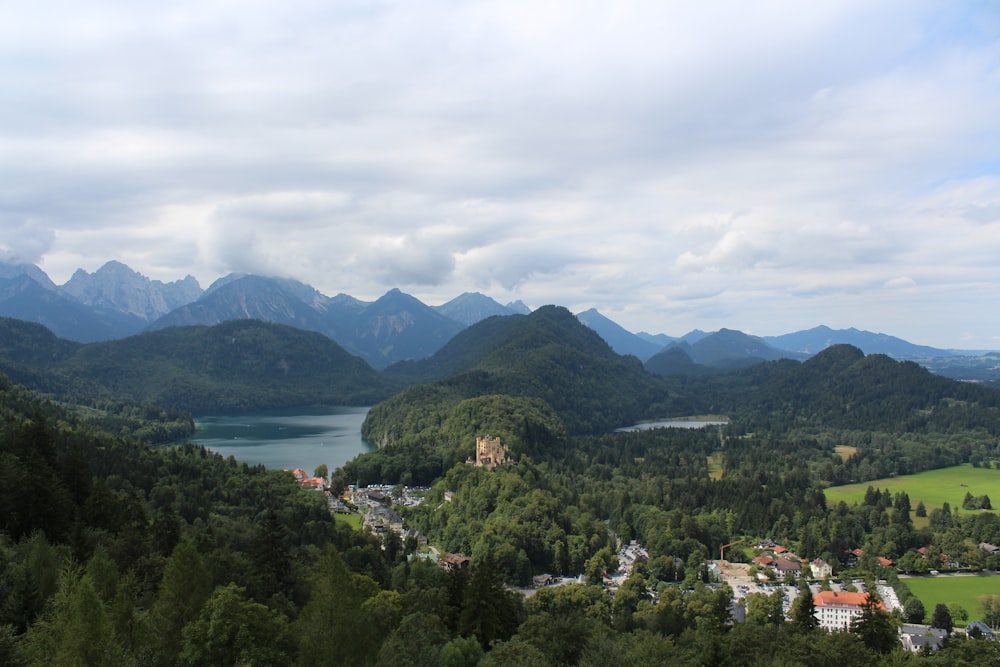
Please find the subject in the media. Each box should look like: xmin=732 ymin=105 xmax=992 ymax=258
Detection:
xmin=720 ymin=538 xmax=745 ymax=562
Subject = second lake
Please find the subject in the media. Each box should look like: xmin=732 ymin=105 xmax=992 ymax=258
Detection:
xmin=193 ymin=405 xmax=376 ymax=474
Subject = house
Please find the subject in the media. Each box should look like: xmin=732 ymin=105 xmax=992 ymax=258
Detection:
xmin=752 ymin=555 xmax=775 ymax=567
xmin=403 ymin=528 xmax=428 ymax=546
xmin=980 ymin=542 xmax=1000 ymax=555
xmin=440 ymin=552 xmax=471 ymax=571
xmin=814 ymin=591 xmax=884 ymax=631
xmin=810 ymin=559 xmax=833 ymax=579
xmin=899 ymin=625 xmax=947 ymax=653
xmin=965 ymin=620 xmax=996 ymax=639
xmin=877 ymin=557 xmax=894 ymax=568
xmin=773 ymin=558 xmax=801 ymax=579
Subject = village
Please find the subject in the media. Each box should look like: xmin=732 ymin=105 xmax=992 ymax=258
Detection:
xmin=287 ymin=436 xmax=997 ymax=654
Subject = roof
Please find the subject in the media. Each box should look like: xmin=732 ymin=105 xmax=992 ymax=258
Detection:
xmin=774 ymin=558 xmax=801 ymax=571
xmin=814 ymin=591 xmax=884 ymax=610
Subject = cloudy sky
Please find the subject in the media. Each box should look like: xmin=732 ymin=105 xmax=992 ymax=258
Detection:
xmin=3 ymin=1 xmax=999 ymax=348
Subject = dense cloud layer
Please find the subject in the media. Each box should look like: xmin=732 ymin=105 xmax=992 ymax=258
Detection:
xmin=2 ymin=1 xmax=999 ymax=347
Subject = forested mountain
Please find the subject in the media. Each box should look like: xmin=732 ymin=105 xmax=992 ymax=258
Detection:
xmin=670 ymin=344 xmax=1000 ymax=435
xmin=0 ymin=318 xmax=395 ymax=413
xmin=365 ymin=305 xmax=670 ymax=443
xmin=150 ymin=277 xmax=463 ymax=369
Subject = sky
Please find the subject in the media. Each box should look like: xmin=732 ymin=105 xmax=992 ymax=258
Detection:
xmin=2 ymin=1 xmax=999 ymax=349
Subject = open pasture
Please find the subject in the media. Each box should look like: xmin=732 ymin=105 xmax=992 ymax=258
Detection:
xmin=824 ymin=464 xmax=1000 ymax=513
xmin=905 ymin=574 xmax=1000 ymax=625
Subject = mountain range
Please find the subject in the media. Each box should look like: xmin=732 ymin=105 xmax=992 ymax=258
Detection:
xmin=0 ymin=259 xmax=993 ymax=377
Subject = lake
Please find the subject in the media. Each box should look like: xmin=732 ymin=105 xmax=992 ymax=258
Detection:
xmin=193 ymin=406 xmax=375 ymax=474
xmin=615 ymin=418 xmax=729 ymax=432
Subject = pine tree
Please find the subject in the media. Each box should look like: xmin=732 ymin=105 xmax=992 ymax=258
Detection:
xmin=149 ymin=538 xmax=211 ymax=666
xmin=850 ymin=590 xmax=897 ymax=654
xmin=791 ymin=585 xmax=818 ymax=632
xmin=930 ymin=603 xmax=953 ymax=634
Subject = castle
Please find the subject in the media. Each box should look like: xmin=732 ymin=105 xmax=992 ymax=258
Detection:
xmin=472 ymin=435 xmax=508 ymax=470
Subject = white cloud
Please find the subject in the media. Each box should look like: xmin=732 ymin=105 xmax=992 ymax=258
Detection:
xmin=4 ymin=0 xmax=1000 ymax=348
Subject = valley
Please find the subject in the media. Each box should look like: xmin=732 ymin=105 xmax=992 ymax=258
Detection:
xmin=3 ymin=271 xmax=1000 ymax=663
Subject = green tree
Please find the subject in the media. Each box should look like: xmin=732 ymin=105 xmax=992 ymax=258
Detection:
xmin=903 ymin=596 xmax=926 ymax=624
xmin=376 ymin=613 xmax=449 ymax=667
xmin=745 ymin=590 xmax=785 ymax=626
xmin=439 ymin=636 xmax=484 ymax=667
xmin=313 ymin=464 xmax=328 ymax=480
xmin=251 ymin=509 xmax=293 ymax=603
xmin=149 ymin=538 xmax=212 ymax=666
xmin=947 ymin=602 xmax=968 ymax=624
xmin=790 ymin=585 xmax=819 ymax=633
xmin=979 ymin=594 xmax=1000 ymax=631
xmin=459 ymin=557 xmax=522 ymax=649
xmin=21 ymin=568 xmax=112 ymax=666
xmin=295 ymin=546 xmax=376 ymax=665
xmin=849 ymin=591 xmax=897 ymax=654
xmin=930 ymin=603 xmax=953 ymax=634
xmin=179 ymin=583 xmax=293 ymax=666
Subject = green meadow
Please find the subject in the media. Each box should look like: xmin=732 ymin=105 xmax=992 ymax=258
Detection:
xmin=824 ymin=464 xmax=1000 ymax=513
xmin=904 ymin=574 xmax=1000 ymax=625
xmin=333 ymin=513 xmax=363 ymax=530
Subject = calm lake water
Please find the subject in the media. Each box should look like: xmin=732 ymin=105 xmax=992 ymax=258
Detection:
xmin=193 ymin=406 xmax=375 ymax=473
xmin=615 ymin=419 xmax=729 ymax=432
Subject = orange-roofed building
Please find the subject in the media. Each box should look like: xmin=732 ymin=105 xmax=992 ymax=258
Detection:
xmin=814 ymin=591 xmax=884 ymax=631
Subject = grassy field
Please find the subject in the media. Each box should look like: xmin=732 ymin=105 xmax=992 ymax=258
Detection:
xmin=824 ymin=464 xmax=1000 ymax=513
xmin=904 ymin=575 xmax=1000 ymax=625
xmin=333 ymin=513 xmax=363 ymax=530
xmin=707 ymin=452 xmax=724 ymax=481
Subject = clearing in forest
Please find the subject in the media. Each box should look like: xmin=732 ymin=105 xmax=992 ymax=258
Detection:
xmin=824 ymin=463 xmax=1000 ymax=513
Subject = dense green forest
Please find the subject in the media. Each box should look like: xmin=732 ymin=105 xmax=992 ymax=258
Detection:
xmin=0 ymin=317 xmax=399 ymax=414
xmin=5 ymin=309 xmax=1000 ymax=664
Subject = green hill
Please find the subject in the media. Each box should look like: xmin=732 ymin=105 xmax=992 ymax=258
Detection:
xmin=365 ymin=305 xmax=670 ymax=444
xmin=0 ymin=318 xmax=397 ymax=413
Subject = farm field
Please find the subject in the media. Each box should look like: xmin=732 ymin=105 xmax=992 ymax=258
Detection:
xmin=904 ymin=574 xmax=1000 ymax=625
xmin=824 ymin=463 xmax=1000 ymax=513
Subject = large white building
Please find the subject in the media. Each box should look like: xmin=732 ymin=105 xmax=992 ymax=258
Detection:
xmin=814 ymin=591 xmax=882 ymax=631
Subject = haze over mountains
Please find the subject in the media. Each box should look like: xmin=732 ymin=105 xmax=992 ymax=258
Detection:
xmin=0 ymin=259 xmax=995 ymax=379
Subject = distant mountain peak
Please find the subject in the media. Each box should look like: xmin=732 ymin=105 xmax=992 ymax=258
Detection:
xmin=434 ymin=292 xmax=521 ymax=326
xmin=575 ymin=308 xmax=663 ymax=361
xmin=0 ymin=260 xmax=56 ymax=290
xmin=61 ymin=260 xmax=202 ymax=321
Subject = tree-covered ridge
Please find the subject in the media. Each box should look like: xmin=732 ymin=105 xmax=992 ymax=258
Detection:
xmin=0 ymin=318 xmax=399 ymax=413
xmin=365 ymin=306 xmax=671 ymax=444
xmin=664 ymin=344 xmax=1000 ymax=433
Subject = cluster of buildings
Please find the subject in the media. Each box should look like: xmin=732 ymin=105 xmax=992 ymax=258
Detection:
xmin=750 ymin=540 xmax=833 ymax=582
xmin=290 ymin=468 xmax=329 ymax=492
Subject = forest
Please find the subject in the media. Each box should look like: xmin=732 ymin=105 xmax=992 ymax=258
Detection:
xmin=4 ymin=308 xmax=1000 ymax=664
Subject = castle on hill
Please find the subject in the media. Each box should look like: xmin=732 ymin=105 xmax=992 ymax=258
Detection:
xmin=470 ymin=435 xmax=508 ymax=470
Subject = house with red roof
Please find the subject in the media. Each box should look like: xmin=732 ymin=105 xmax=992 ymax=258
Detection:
xmin=814 ymin=591 xmax=884 ymax=631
